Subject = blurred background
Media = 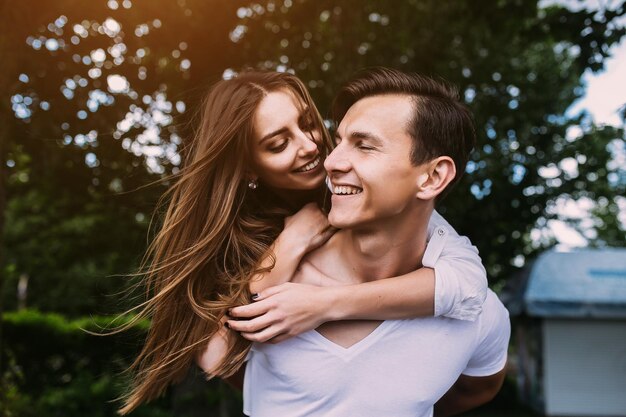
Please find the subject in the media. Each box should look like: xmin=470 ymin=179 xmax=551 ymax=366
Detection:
xmin=1 ymin=0 xmax=625 ymax=416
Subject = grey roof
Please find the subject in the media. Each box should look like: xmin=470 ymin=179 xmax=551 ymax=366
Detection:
xmin=524 ymin=248 xmax=626 ymax=318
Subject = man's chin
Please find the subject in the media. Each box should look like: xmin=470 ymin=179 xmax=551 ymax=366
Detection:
xmin=328 ymin=211 xmax=358 ymax=229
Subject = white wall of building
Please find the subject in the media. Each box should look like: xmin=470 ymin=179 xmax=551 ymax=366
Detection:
xmin=543 ymin=319 xmax=626 ymax=416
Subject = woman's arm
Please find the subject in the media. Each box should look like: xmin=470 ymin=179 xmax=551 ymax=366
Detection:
xmin=196 ymin=203 xmax=335 ymax=374
xmin=226 ymin=270 xmax=434 ymax=343
xmin=331 ymin=210 xmax=488 ymax=321
xmin=227 ymin=210 xmax=488 ymax=343
xmin=196 ymin=323 xmax=232 ymax=377
xmin=248 ymin=203 xmax=336 ymax=295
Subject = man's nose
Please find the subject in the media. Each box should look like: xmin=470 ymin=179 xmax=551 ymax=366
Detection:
xmin=324 ymin=142 xmax=351 ymax=174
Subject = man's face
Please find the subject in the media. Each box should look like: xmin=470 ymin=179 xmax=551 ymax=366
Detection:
xmin=324 ymin=94 xmax=428 ymax=229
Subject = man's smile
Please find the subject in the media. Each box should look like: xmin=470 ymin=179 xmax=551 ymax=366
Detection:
xmin=326 ymin=177 xmax=363 ymax=195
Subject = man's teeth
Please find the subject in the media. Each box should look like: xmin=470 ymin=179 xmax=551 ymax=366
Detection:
xmin=296 ymin=157 xmax=320 ymax=172
xmin=326 ymin=176 xmax=362 ymax=195
xmin=333 ymin=185 xmax=362 ymax=195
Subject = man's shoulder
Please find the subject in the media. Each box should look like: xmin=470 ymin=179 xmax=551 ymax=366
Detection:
xmin=292 ymin=232 xmax=348 ymax=286
xmin=292 ymin=230 xmax=354 ymax=286
xmin=474 ymin=289 xmax=511 ymax=345
xmin=301 ymin=233 xmax=339 ymax=270
xmin=419 ymin=290 xmax=508 ymax=338
xmin=481 ymin=290 xmax=509 ymax=320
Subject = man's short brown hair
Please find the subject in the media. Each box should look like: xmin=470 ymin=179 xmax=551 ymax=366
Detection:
xmin=332 ymin=67 xmax=476 ymax=193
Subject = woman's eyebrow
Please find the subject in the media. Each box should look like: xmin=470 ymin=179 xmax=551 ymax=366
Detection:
xmin=260 ymin=127 xmax=289 ymax=144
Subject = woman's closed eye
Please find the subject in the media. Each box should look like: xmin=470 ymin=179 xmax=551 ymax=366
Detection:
xmin=268 ymin=139 xmax=289 ymax=153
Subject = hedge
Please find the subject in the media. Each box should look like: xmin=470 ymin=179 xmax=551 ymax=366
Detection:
xmin=1 ymin=310 xmax=243 ymax=417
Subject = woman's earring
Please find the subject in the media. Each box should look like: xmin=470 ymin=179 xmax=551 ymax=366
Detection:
xmin=248 ymin=179 xmax=258 ymax=190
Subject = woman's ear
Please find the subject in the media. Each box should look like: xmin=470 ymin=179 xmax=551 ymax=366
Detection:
xmin=245 ymin=169 xmax=258 ymax=182
xmin=244 ymin=168 xmax=259 ymax=189
xmin=415 ymin=156 xmax=456 ymax=200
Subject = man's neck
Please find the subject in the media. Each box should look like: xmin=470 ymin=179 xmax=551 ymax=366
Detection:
xmin=334 ymin=205 xmax=433 ymax=283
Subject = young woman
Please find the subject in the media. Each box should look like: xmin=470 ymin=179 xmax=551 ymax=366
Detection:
xmin=119 ymin=70 xmax=487 ymax=414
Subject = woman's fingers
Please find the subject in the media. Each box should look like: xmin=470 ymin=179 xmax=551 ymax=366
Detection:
xmin=226 ymin=313 xmax=274 ymax=333
xmin=314 ymin=225 xmax=338 ymax=248
xmin=229 ymin=299 xmax=270 ymax=318
xmin=231 ymin=283 xmax=289 ymax=318
xmin=282 ymin=203 xmax=334 ymax=253
xmin=239 ymin=325 xmax=285 ymax=343
xmin=228 ymin=282 xmax=325 ymax=343
xmin=239 ymin=322 xmax=297 ymax=343
xmin=266 ymin=333 xmax=290 ymax=344
xmin=250 ymin=282 xmax=286 ymax=302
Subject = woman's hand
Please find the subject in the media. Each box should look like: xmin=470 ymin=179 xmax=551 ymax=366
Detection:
xmin=248 ymin=203 xmax=336 ymax=295
xmin=282 ymin=203 xmax=337 ymax=255
xmin=227 ymin=282 xmax=334 ymax=344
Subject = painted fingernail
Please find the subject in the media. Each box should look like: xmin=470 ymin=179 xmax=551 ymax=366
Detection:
xmin=251 ymin=293 xmax=259 ymax=301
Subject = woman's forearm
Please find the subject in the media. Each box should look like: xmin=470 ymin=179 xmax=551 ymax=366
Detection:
xmin=197 ymin=325 xmax=231 ymax=376
xmin=325 ymin=268 xmax=436 ymax=321
xmin=227 ymin=268 xmax=435 ymax=343
xmin=248 ymin=231 xmax=308 ymax=294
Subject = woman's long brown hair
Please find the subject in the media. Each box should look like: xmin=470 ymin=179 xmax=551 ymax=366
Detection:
xmin=116 ymin=71 xmax=332 ymax=414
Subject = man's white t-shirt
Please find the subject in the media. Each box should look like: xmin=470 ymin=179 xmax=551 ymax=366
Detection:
xmin=243 ymin=290 xmax=510 ymax=417
xmin=427 ymin=210 xmax=487 ymax=321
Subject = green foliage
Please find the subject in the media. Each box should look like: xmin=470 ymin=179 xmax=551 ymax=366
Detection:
xmin=2 ymin=104 xmax=162 ymax=315
xmin=2 ymin=310 xmax=143 ymax=399
xmin=2 ymin=2 xmax=624 ymax=318
xmin=0 ymin=310 xmax=241 ymax=417
xmin=0 ymin=0 xmax=625 ymax=413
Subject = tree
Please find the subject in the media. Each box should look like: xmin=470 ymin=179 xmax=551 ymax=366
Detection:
xmin=3 ymin=0 xmax=625 ymax=316
xmin=2 ymin=0 xmax=625 ymax=414
xmin=1 ymin=0 xmax=248 ymax=316
xmin=231 ymin=0 xmax=626 ymax=280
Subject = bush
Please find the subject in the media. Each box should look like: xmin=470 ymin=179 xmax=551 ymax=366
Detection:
xmin=1 ymin=310 xmax=243 ymax=417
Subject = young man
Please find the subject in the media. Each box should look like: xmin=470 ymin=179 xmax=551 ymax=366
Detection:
xmin=241 ymin=68 xmax=510 ymax=417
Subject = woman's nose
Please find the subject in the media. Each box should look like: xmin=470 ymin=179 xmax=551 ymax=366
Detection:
xmin=297 ymin=131 xmax=318 ymax=156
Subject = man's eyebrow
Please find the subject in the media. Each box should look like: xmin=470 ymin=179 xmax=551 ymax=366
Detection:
xmin=260 ymin=127 xmax=289 ymax=144
xmin=334 ymin=130 xmax=383 ymax=144
xmin=351 ymin=130 xmax=384 ymax=145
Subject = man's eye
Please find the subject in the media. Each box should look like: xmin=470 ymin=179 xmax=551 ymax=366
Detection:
xmin=357 ymin=141 xmax=374 ymax=150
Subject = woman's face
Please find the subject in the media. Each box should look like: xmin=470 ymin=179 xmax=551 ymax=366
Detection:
xmin=249 ymin=88 xmax=326 ymax=191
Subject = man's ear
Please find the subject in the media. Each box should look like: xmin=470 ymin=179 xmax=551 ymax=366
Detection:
xmin=416 ymin=156 xmax=456 ymax=200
